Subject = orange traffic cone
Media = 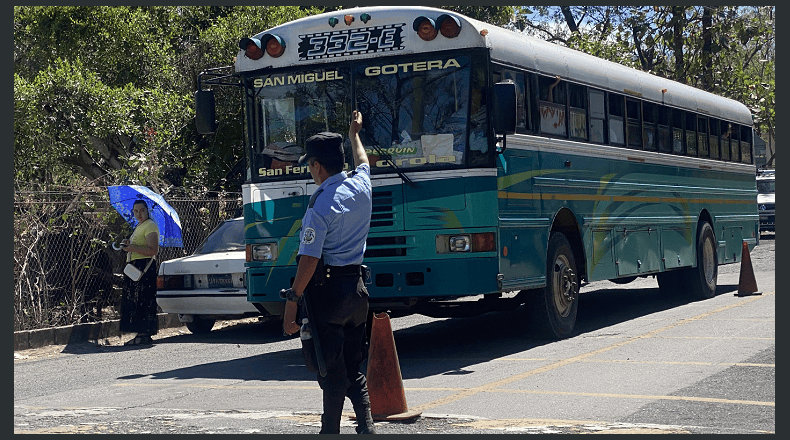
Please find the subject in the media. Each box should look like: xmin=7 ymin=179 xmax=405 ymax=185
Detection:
xmin=365 ymin=312 xmax=422 ymax=421
xmin=735 ymin=241 xmax=761 ymax=296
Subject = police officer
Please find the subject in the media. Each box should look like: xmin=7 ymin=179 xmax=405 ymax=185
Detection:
xmin=282 ymin=110 xmax=375 ymax=434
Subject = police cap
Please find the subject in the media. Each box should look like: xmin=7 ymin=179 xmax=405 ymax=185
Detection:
xmin=298 ymin=132 xmax=344 ymax=165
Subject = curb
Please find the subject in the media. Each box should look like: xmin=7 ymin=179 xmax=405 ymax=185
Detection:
xmin=13 ymin=313 xmax=184 ymax=351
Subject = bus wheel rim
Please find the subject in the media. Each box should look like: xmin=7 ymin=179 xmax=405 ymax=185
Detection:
xmin=552 ymin=256 xmax=576 ymax=317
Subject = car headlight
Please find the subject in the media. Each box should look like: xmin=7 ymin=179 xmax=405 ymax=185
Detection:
xmin=247 ymin=243 xmax=279 ymax=262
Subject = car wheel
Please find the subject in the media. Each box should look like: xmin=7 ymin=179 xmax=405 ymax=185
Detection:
xmin=186 ymin=316 xmax=216 ymax=334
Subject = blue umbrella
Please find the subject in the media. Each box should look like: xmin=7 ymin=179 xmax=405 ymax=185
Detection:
xmin=108 ymin=185 xmax=183 ymax=247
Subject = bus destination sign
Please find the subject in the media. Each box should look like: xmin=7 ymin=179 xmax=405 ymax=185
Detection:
xmin=298 ymin=24 xmax=405 ymax=61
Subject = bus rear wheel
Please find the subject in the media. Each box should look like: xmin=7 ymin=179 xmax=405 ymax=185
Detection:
xmin=527 ymin=232 xmax=579 ymax=339
xmin=685 ymin=222 xmax=718 ymax=300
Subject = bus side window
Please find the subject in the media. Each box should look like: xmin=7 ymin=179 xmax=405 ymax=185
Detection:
xmin=685 ymin=112 xmax=697 ymax=156
xmin=588 ymin=89 xmax=606 ymax=144
xmin=730 ymin=124 xmax=740 ymax=162
xmin=568 ymin=83 xmax=587 ymax=141
xmin=499 ymin=69 xmax=528 ymax=134
xmin=538 ymin=75 xmax=567 ymax=137
xmin=658 ymin=105 xmax=672 ymax=153
xmin=740 ymin=125 xmax=752 ymax=164
xmin=626 ymin=98 xmax=642 ymax=148
xmin=709 ymin=118 xmax=720 ymax=159
xmin=672 ymin=109 xmax=685 ymax=154
xmin=720 ymin=121 xmax=732 ymax=161
xmin=643 ymin=101 xmax=658 ymax=151
xmin=608 ymin=93 xmax=625 ymax=146
xmin=697 ymin=116 xmax=709 ymax=158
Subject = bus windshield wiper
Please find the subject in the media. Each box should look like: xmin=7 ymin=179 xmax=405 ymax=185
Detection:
xmin=366 ymin=143 xmax=418 ymax=188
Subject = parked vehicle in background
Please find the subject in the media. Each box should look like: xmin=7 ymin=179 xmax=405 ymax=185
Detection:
xmin=156 ymin=217 xmax=263 ymax=333
xmin=757 ymin=169 xmax=775 ymax=232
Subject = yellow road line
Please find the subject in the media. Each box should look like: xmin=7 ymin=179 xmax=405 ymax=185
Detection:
xmin=410 ymin=292 xmax=774 ymax=413
xmin=496 ymin=358 xmax=775 ymax=368
xmin=484 ymin=389 xmax=774 ymax=407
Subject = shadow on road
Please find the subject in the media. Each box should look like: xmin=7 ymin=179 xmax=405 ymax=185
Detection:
xmin=101 ymin=280 xmax=739 ymax=383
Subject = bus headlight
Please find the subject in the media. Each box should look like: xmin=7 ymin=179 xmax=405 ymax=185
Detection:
xmin=436 ymin=232 xmax=496 ymax=254
xmin=449 ymin=235 xmax=471 ymax=252
xmin=247 ymin=243 xmax=279 ymax=262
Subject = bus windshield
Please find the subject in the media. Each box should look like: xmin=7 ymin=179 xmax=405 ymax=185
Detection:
xmin=248 ymin=53 xmax=487 ymax=182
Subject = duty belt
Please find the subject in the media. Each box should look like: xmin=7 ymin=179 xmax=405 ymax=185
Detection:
xmin=324 ymin=265 xmax=362 ymax=278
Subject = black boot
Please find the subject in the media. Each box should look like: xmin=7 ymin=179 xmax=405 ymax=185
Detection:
xmin=354 ymin=405 xmax=376 ymax=434
xmin=319 ymin=390 xmax=345 ymax=434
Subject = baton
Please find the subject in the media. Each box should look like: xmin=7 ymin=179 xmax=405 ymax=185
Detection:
xmin=289 ymin=255 xmax=328 ymax=377
xmin=301 ymin=283 xmax=327 ymax=377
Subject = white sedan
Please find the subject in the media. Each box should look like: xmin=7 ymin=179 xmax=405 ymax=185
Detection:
xmin=156 ymin=217 xmax=261 ymax=333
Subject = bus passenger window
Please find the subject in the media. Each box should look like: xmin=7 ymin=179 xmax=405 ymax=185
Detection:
xmin=497 ymin=69 xmax=528 ymax=133
xmin=568 ymin=83 xmax=587 ymax=140
xmin=740 ymin=126 xmax=752 ymax=164
xmin=643 ymin=101 xmax=658 ymax=151
xmin=672 ymin=110 xmax=685 ymax=154
xmin=626 ymin=98 xmax=642 ymax=148
xmin=709 ymin=118 xmax=720 ymax=159
xmin=685 ymin=112 xmax=697 ymax=156
xmin=720 ymin=121 xmax=732 ymax=161
xmin=658 ymin=105 xmax=671 ymax=153
xmin=697 ymin=116 xmax=709 ymax=158
xmin=608 ymin=93 xmax=625 ymax=146
xmin=730 ymin=125 xmax=740 ymax=162
xmin=538 ymin=75 xmax=566 ymax=137
xmin=589 ymin=89 xmax=606 ymax=143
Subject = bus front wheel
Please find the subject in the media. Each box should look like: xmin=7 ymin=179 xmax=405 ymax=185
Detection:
xmin=527 ymin=232 xmax=579 ymax=339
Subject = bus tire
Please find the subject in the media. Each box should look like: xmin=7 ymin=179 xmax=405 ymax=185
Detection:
xmin=528 ymin=232 xmax=579 ymax=339
xmin=685 ymin=222 xmax=718 ymax=300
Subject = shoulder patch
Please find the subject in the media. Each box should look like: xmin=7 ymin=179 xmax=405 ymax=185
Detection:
xmin=302 ymin=227 xmax=316 ymax=245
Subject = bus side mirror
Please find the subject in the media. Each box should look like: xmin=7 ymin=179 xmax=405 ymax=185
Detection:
xmin=492 ymin=81 xmax=517 ymax=136
xmin=195 ymin=90 xmax=218 ymax=134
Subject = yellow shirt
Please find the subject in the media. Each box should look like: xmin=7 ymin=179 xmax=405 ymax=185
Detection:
xmin=127 ymin=219 xmax=159 ymax=262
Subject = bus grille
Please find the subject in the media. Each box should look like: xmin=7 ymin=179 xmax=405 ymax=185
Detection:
xmin=371 ymin=190 xmax=395 ymax=228
xmin=365 ymin=236 xmax=408 ymax=258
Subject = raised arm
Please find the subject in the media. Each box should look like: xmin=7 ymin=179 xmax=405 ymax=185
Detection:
xmin=349 ymin=110 xmax=369 ymax=167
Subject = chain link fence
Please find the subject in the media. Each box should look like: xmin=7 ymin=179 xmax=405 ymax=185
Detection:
xmin=14 ymin=183 xmax=243 ymax=332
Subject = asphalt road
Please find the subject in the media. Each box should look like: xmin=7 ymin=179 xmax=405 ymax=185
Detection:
xmin=14 ymin=234 xmax=775 ymax=434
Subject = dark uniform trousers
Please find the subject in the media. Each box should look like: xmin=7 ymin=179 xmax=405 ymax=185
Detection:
xmin=306 ymin=265 xmax=372 ymax=434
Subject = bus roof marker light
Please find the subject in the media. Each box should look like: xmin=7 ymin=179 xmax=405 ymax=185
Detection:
xmin=344 ymin=15 xmax=355 ymax=26
xmin=436 ymin=14 xmax=461 ymax=38
xmin=360 ymin=13 xmax=371 ymax=24
xmin=413 ymin=16 xmax=438 ymax=41
xmin=328 ymin=17 xmax=339 ymax=27
xmin=239 ymin=37 xmax=263 ymax=60
xmin=261 ymin=34 xmax=285 ymax=58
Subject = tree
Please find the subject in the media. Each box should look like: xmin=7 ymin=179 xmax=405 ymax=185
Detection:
xmin=14 ymin=6 xmax=320 ymax=191
xmin=514 ymin=6 xmax=775 ymax=153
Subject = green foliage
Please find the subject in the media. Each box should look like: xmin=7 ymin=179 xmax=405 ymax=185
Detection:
xmin=515 ymin=6 xmax=775 ymax=146
xmin=14 ymin=6 xmax=319 ymax=191
xmin=14 ymin=6 xmax=776 ymax=189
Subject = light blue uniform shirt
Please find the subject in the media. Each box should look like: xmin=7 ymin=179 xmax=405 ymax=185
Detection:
xmin=298 ymin=164 xmax=372 ymax=266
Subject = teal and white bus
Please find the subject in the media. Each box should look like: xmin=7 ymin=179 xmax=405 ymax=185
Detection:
xmin=196 ymin=6 xmax=759 ymax=338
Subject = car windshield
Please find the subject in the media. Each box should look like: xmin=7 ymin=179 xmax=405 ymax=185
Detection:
xmin=193 ymin=218 xmax=245 ymax=255
xmin=757 ymin=179 xmax=775 ymax=194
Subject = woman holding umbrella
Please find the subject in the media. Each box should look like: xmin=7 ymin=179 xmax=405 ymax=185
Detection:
xmin=119 ymin=199 xmax=160 ymax=345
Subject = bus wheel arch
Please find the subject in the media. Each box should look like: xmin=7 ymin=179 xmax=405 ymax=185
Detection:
xmin=525 ymin=208 xmax=583 ymax=339
xmin=550 ymin=208 xmax=587 ymax=283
